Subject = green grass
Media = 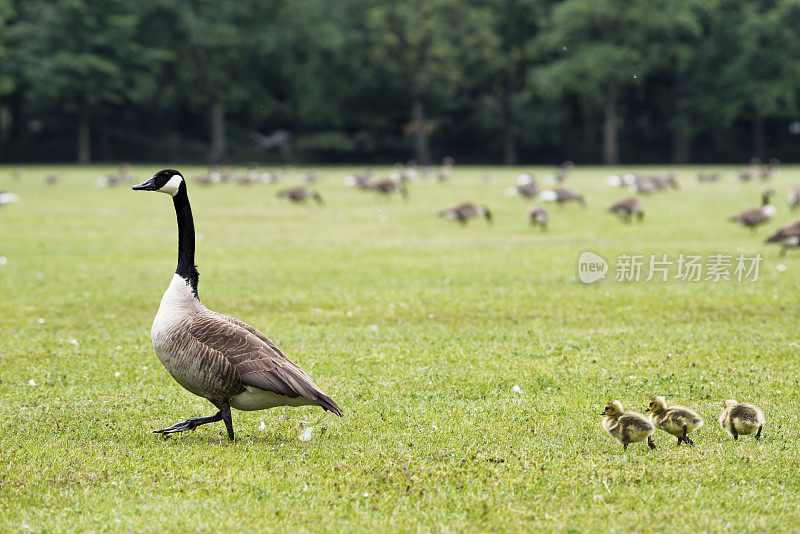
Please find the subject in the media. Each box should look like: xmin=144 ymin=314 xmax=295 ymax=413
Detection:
xmin=1 ymin=164 xmax=799 ymax=532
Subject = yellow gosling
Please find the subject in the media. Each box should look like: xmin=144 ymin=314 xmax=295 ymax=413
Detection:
xmin=719 ymin=399 xmax=765 ymax=441
xmin=601 ymin=400 xmax=656 ymax=451
xmin=647 ymin=396 xmax=703 ymax=446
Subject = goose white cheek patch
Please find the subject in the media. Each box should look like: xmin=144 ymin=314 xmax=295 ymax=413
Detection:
xmin=159 ymin=175 xmax=183 ymax=196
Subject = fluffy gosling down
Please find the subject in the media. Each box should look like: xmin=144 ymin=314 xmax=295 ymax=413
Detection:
xmin=647 ymin=396 xmax=703 ymax=446
xmin=601 ymin=401 xmax=656 ymax=451
xmin=719 ymin=399 xmax=765 ymax=441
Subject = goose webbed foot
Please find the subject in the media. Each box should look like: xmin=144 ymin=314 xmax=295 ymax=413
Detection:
xmin=154 ymin=411 xmax=223 ymax=437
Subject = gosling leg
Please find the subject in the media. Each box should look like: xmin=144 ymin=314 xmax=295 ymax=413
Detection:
xmin=647 ymin=436 xmax=656 ymax=450
xmin=732 ymin=427 xmax=738 ymax=440
xmin=755 ymin=425 xmax=762 ymax=441
xmin=682 ymin=424 xmax=694 ymax=446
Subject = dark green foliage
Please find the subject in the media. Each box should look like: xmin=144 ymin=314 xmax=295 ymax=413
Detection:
xmin=0 ymin=0 xmax=798 ymax=163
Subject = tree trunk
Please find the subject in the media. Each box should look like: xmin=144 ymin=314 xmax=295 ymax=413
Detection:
xmin=672 ymin=84 xmax=690 ymax=163
xmin=501 ymin=79 xmax=517 ymax=165
xmin=672 ymin=111 xmax=690 ymax=163
xmin=602 ymin=87 xmax=619 ymax=165
xmin=98 ymin=116 xmax=113 ymax=161
xmin=210 ymin=99 xmax=227 ymax=163
xmin=752 ymin=111 xmax=765 ymax=161
xmin=412 ymin=98 xmax=431 ymax=166
xmin=78 ymin=112 xmax=91 ymax=164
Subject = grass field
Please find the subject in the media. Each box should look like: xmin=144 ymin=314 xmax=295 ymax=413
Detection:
xmin=1 ymin=164 xmax=799 ymax=532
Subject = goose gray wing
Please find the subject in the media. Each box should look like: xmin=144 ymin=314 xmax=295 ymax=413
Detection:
xmin=187 ymin=313 xmax=343 ymax=416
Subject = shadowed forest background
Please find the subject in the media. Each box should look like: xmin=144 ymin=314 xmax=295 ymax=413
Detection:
xmin=0 ymin=0 xmax=798 ymax=165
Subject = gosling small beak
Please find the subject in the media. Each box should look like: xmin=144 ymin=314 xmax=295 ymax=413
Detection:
xmin=599 ymin=410 xmax=606 ymax=415
xmin=132 ymin=177 xmax=158 ymax=191
xmin=645 ymin=407 xmax=650 ymax=412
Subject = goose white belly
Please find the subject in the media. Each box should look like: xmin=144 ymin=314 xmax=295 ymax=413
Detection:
xmin=231 ymin=385 xmax=314 ymax=411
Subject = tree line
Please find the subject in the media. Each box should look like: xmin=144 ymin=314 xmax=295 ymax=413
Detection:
xmin=0 ymin=0 xmax=798 ymax=165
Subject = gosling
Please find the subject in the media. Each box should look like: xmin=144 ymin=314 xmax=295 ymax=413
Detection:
xmin=601 ymin=400 xmax=656 ymax=451
xmin=647 ymin=396 xmax=703 ymax=446
xmin=719 ymin=399 xmax=765 ymax=441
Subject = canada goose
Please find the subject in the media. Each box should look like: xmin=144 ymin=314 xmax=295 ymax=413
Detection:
xmin=389 ymin=163 xmax=411 ymax=183
xmin=601 ymin=401 xmax=656 ymax=451
xmin=345 ymin=169 xmax=373 ymax=188
xmin=526 ymin=206 xmax=548 ymax=231
xmin=538 ymin=187 xmax=586 ymax=207
xmin=608 ymin=174 xmax=635 ymax=188
xmin=517 ymin=173 xmax=535 ymax=186
xmin=765 ymin=219 xmax=800 ymax=256
xmin=436 ymin=157 xmax=454 ymax=183
xmin=362 ymin=179 xmax=408 ymax=199
xmin=507 ymin=183 xmax=539 ymax=199
xmin=729 ymin=190 xmax=776 ymax=229
xmin=607 ymin=197 xmax=644 ymax=223
xmin=719 ymin=399 xmax=764 ymax=441
xmin=546 ymin=161 xmax=574 ymax=184
xmin=195 ymin=167 xmax=223 ymax=186
xmin=646 ymin=396 xmax=703 ymax=446
xmin=301 ymin=172 xmax=319 ymax=184
xmin=628 ymin=174 xmax=678 ymax=194
xmin=439 ymin=202 xmax=492 ymax=225
xmin=787 ymin=187 xmax=800 ymax=211
xmin=628 ymin=176 xmax=658 ymax=194
xmin=652 ymin=173 xmax=679 ymax=190
xmin=132 ymin=169 xmax=342 ymax=440
xmin=0 ymin=191 xmax=20 ymax=206
xmin=697 ymin=172 xmax=720 ymax=183
xmin=278 ymin=186 xmax=323 ymax=205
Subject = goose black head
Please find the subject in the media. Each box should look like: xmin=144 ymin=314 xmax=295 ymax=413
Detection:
xmin=133 ymin=169 xmax=185 ymax=197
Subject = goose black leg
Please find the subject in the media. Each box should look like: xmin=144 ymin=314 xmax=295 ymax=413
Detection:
xmin=220 ymin=408 xmax=234 ymax=441
xmin=210 ymin=400 xmax=235 ymax=441
xmin=648 ymin=436 xmax=656 ymax=450
xmin=755 ymin=425 xmax=762 ymax=441
xmin=732 ymin=427 xmax=738 ymax=440
xmin=154 ymin=411 xmax=223 ymax=437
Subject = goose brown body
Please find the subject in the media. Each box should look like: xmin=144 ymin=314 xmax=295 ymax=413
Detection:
xmin=729 ymin=190 xmax=775 ymax=229
xmin=439 ymin=202 xmax=492 ymax=224
xmin=607 ymin=197 xmax=644 ymax=222
xmin=765 ymin=219 xmax=800 ymax=255
xmin=278 ymin=185 xmax=323 ymax=204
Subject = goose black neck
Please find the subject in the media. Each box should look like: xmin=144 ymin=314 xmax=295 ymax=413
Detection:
xmin=172 ymin=185 xmax=199 ymax=297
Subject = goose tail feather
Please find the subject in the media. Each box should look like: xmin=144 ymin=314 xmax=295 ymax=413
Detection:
xmin=315 ymin=393 xmax=344 ymax=417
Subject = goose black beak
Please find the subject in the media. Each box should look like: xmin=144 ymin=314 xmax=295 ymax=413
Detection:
xmin=132 ymin=177 xmax=157 ymax=191
xmin=645 ymin=407 xmax=650 ymax=412
xmin=599 ymin=410 xmax=606 ymax=415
